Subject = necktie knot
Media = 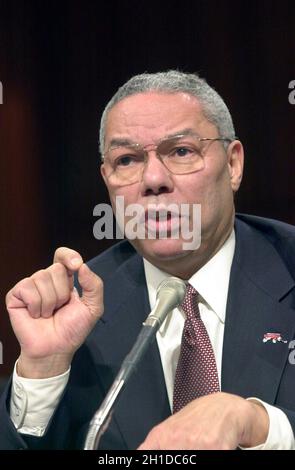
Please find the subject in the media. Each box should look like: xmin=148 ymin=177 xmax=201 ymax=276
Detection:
xmin=181 ymin=284 xmax=199 ymax=321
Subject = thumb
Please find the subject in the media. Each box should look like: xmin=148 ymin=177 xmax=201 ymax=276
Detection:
xmin=78 ymin=264 xmax=104 ymax=318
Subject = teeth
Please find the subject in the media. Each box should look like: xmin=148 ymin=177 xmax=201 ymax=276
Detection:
xmin=158 ymin=212 xmax=170 ymax=221
xmin=147 ymin=211 xmax=173 ymax=221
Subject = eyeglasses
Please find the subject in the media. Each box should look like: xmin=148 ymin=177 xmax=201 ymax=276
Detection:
xmin=102 ymin=132 xmax=234 ymax=186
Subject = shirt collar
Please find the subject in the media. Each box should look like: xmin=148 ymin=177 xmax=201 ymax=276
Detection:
xmin=143 ymin=229 xmax=235 ymax=324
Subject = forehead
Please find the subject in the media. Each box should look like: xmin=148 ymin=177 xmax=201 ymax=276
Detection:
xmin=105 ymin=92 xmax=216 ymax=144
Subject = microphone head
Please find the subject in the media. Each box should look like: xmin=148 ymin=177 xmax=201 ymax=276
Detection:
xmin=145 ymin=277 xmax=187 ymax=327
xmin=156 ymin=277 xmax=187 ymax=305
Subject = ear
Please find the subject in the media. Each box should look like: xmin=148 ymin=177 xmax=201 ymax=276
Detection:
xmin=227 ymin=140 xmax=244 ymax=192
xmin=100 ymin=163 xmax=108 ymax=185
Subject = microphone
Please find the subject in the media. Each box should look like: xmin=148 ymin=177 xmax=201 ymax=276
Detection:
xmin=84 ymin=276 xmax=186 ymax=450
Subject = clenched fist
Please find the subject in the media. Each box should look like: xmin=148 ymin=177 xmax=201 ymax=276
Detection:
xmin=6 ymin=247 xmax=103 ymax=378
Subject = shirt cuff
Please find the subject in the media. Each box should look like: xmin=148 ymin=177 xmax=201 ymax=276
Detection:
xmin=10 ymin=361 xmax=70 ymax=437
xmin=240 ymin=397 xmax=295 ymax=450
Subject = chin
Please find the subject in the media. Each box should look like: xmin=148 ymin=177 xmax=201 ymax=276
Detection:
xmin=134 ymin=238 xmax=193 ymax=261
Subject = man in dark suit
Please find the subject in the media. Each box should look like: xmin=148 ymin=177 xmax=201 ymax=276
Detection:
xmin=1 ymin=71 xmax=295 ymax=449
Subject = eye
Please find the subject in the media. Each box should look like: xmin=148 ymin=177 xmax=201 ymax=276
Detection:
xmin=116 ymin=155 xmax=135 ymax=166
xmin=174 ymin=147 xmax=193 ymax=157
xmin=169 ymin=145 xmax=197 ymax=158
xmin=115 ymin=153 xmax=143 ymax=168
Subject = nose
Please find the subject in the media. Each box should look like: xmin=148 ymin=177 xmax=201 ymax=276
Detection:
xmin=140 ymin=151 xmax=174 ymax=196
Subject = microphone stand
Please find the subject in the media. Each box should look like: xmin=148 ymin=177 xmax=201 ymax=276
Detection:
xmin=84 ymin=277 xmax=186 ymax=450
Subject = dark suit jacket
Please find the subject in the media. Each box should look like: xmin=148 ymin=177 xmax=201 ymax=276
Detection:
xmin=1 ymin=214 xmax=295 ymax=449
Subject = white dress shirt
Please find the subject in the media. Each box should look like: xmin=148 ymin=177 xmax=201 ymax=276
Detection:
xmin=10 ymin=231 xmax=295 ymax=448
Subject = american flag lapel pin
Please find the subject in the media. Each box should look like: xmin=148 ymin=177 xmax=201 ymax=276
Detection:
xmin=263 ymin=332 xmax=288 ymax=344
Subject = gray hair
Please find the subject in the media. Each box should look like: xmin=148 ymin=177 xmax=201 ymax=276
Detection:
xmin=99 ymin=70 xmax=236 ymax=154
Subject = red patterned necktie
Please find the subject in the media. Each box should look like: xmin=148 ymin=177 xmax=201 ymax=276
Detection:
xmin=173 ymin=284 xmax=220 ymax=413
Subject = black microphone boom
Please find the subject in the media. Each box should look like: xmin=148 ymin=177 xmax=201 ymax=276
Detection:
xmin=84 ymin=276 xmax=186 ymax=450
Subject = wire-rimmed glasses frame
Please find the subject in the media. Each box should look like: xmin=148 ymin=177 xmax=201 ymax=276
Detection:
xmin=101 ymin=132 xmax=234 ymax=186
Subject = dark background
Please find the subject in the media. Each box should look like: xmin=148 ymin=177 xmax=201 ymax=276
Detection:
xmin=0 ymin=0 xmax=294 ymax=379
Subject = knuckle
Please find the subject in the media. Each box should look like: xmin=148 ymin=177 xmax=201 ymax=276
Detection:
xmin=50 ymin=262 xmax=67 ymax=276
xmin=5 ymin=278 xmax=26 ymax=302
xmin=31 ymin=269 xmax=49 ymax=282
xmin=5 ymin=289 xmax=12 ymax=305
xmin=15 ymin=277 xmax=31 ymax=292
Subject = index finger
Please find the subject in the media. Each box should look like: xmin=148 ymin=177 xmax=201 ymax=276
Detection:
xmin=53 ymin=247 xmax=84 ymax=274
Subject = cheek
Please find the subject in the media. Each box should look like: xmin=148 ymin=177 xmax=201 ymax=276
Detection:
xmin=177 ymin=170 xmax=219 ymax=204
xmin=182 ymin=164 xmax=232 ymax=219
xmin=108 ymin=186 xmax=141 ymax=217
xmin=204 ymin=177 xmax=234 ymax=234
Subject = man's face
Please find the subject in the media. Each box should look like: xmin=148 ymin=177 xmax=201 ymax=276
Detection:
xmin=101 ymin=92 xmax=243 ymax=277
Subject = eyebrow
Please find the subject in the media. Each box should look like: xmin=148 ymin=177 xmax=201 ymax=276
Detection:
xmin=107 ymin=138 xmax=135 ymax=148
xmin=107 ymin=129 xmax=198 ymax=150
xmin=165 ymin=128 xmax=199 ymax=139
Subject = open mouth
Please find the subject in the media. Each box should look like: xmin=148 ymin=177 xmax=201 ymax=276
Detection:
xmin=144 ymin=209 xmax=183 ymax=238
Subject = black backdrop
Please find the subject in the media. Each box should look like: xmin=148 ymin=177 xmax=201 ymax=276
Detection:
xmin=0 ymin=0 xmax=294 ymax=377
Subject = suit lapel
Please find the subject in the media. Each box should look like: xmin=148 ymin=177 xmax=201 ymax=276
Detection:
xmin=222 ymin=218 xmax=295 ymax=403
xmin=87 ymin=252 xmax=170 ymax=449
